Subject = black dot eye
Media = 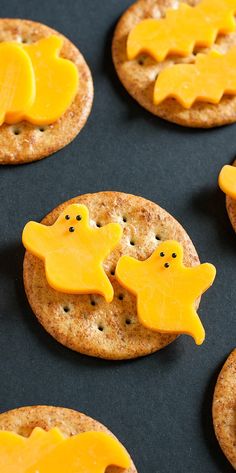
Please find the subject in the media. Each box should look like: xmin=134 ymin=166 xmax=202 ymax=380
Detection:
xmin=160 ymin=252 xmax=165 ymax=257
xmin=164 ymin=262 xmax=170 ymax=268
xmin=76 ymin=215 xmax=82 ymax=221
xmin=172 ymin=253 xmax=177 ymax=258
xmin=69 ymin=226 xmax=75 ymax=232
xmin=65 ymin=215 xmax=70 ymax=220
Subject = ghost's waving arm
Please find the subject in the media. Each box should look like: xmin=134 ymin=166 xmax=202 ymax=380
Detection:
xmin=22 ymin=221 xmax=53 ymax=260
xmin=186 ymin=263 xmax=216 ymax=299
xmin=116 ymin=255 xmax=144 ymax=294
xmin=95 ymin=222 xmax=123 ymax=258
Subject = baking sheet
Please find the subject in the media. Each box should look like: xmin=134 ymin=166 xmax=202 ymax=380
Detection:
xmin=0 ymin=1 xmax=235 ymax=471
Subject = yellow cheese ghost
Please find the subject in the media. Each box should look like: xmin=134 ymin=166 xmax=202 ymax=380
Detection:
xmin=22 ymin=204 xmax=122 ymax=302
xmin=116 ymin=240 xmax=216 ymax=345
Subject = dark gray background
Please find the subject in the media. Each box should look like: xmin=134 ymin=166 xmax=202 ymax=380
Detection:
xmin=0 ymin=1 xmax=235 ymax=472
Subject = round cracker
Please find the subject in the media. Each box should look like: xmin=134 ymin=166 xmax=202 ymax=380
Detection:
xmin=0 ymin=405 xmax=136 ymax=473
xmin=112 ymin=0 xmax=236 ymax=128
xmin=213 ymin=349 xmax=236 ymax=469
xmin=226 ymin=160 xmax=236 ymax=232
xmin=23 ymin=191 xmax=200 ymax=360
xmin=0 ymin=19 xmax=93 ymax=164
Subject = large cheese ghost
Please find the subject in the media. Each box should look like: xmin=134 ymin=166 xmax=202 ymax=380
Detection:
xmin=23 ymin=204 xmax=122 ymax=302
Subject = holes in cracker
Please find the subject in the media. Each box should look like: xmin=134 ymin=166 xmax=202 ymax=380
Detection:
xmin=110 ymin=268 xmax=115 ymax=276
xmin=118 ymin=294 xmax=124 ymax=301
xmin=38 ymin=127 xmax=46 ymax=133
xmin=125 ymin=318 xmax=132 ymax=326
xmin=122 ymin=216 xmax=127 ymax=223
xmin=138 ymin=55 xmax=146 ymax=66
xmin=98 ymin=324 xmax=104 ymax=332
xmin=96 ymin=222 xmax=102 ymax=228
xmin=90 ymin=299 xmax=96 ymax=306
xmin=155 ymin=234 xmax=161 ymax=241
xmin=13 ymin=127 xmax=21 ymax=136
xmin=63 ymin=306 xmax=70 ymax=313
xmin=130 ymin=240 xmax=135 ymax=246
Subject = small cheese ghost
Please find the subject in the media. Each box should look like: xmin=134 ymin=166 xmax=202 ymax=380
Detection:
xmin=219 ymin=164 xmax=236 ymax=199
xmin=116 ymin=240 xmax=216 ymax=345
xmin=22 ymin=204 xmax=122 ymax=302
xmin=18 ymin=35 xmax=79 ymax=125
xmin=0 ymin=428 xmax=131 ymax=473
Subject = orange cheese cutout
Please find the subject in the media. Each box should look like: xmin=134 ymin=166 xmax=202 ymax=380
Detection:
xmin=16 ymin=36 xmax=79 ymax=125
xmin=0 ymin=428 xmax=131 ymax=473
xmin=219 ymin=164 xmax=236 ymax=199
xmin=116 ymin=240 xmax=216 ymax=345
xmin=154 ymin=48 xmax=236 ymax=108
xmin=0 ymin=42 xmax=35 ymax=126
xmin=127 ymin=0 xmax=236 ymax=62
xmin=0 ymin=428 xmax=64 ymax=472
xmin=22 ymin=204 xmax=122 ymax=302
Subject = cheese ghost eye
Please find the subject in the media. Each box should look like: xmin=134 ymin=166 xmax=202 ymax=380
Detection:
xmin=116 ymin=240 xmax=216 ymax=345
xmin=0 ymin=42 xmax=35 ymax=126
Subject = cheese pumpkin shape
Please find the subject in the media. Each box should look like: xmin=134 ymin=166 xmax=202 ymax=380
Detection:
xmin=0 ymin=42 xmax=35 ymax=126
xmin=19 ymin=35 xmax=79 ymax=125
xmin=116 ymin=240 xmax=216 ymax=345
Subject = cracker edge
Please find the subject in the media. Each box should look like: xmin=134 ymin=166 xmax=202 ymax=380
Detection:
xmin=212 ymin=349 xmax=236 ymax=469
xmin=112 ymin=0 xmax=236 ymax=128
xmin=0 ymin=405 xmax=137 ymax=473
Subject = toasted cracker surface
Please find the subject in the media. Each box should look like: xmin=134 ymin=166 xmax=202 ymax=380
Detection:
xmin=226 ymin=160 xmax=236 ymax=232
xmin=0 ymin=405 xmax=136 ymax=473
xmin=213 ymin=349 xmax=236 ymax=469
xmin=0 ymin=19 xmax=93 ymax=164
xmin=23 ymin=191 xmax=200 ymax=360
xmin=112 ymin=0 xmax=236 ymax=128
